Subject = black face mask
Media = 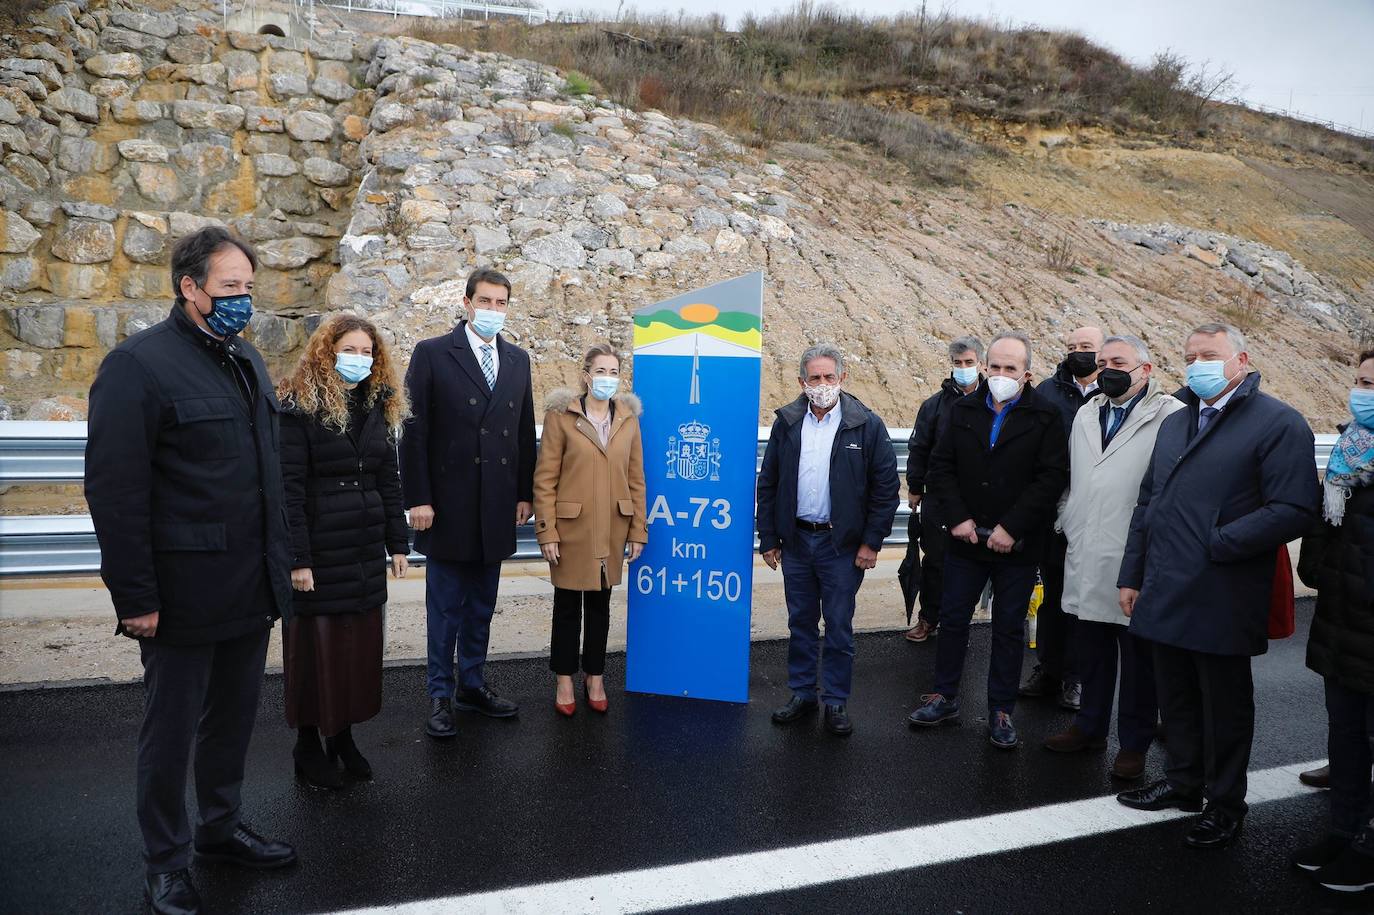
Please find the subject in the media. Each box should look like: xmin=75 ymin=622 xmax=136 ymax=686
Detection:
xmin=1097 ymin=366 xmax=1137 ymax=399
xmin=1065 ymin=351 xmax=1099 ymax=378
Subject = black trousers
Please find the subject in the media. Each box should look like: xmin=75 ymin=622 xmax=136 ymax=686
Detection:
xmin=1324 ymin=676 xmax=1374 ymax=838
xmin=916 ymin=508 xmax=946 ymax=626
xmin=1153 ymin=641 xmax=1254 ymax=818
xmin=1034 ymin=532 xmax=1077 ymax=683
xmin=550 ymin=587 xmax=611 ymax=676
xmin=138 ymin=626 xmax=271 ymax=873
xmin=1074 ymin=620 xmax=1157 ymax=752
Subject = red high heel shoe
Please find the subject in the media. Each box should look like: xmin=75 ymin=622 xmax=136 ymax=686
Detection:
xmin=555 ymin=697 xmax=576 ymax=717
xmin=584 ymin=679 xmax=608 ymax=714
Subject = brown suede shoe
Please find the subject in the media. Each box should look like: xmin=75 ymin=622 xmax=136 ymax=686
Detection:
xmin=1043 ymin=725 xmax=1108 ymax=753
xmin=1112 ymin=749 xmax=1147 ymax=780
xmin=904 ymin=619 xmax=935 ymax=643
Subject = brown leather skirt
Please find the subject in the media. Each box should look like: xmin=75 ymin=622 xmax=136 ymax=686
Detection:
xmin=284 ymin=607 xmax=383 ymax=737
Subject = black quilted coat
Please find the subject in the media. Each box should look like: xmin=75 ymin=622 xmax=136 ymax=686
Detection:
xmin=1301 ymin=444 xmax=1374 ymax=693
xmin=280 ymin=385 xmax=410 ymax=615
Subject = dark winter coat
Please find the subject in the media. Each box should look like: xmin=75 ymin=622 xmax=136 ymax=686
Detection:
xmin=925 ymin=379 xmax=1069 ymax=564
xmin=1038 ymin=361 xmax=1100 ymax=440
xmin=1300 ymin=432 xmax=1374 ymax=693
xmin=399 ymin=322 xmax=537 ymax=563
xmin=280 ymin=386 xmax=410 ymax=615
xmin=84 ymin=306 xmax=292 ymax=645
xmin=756 ymin=392 xmax=900 ymax=556
xmin=1118 ymin=372 xmax=1321 ymax=656
xmin=906 ymin=375 xmax=974 ymax=501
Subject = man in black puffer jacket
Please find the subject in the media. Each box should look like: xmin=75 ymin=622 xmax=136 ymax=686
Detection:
xmin=85 ymin=228 xmax=296 ymax=915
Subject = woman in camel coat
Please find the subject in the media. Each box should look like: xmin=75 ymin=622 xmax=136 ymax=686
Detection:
xmin=533 ymin=343 xmax=647 ymax=715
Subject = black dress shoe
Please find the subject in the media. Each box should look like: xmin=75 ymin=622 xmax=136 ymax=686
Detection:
xmin=771 ymin=695 xmax=819 ymax=725
xmin=426 ymin=697 xmax=457 ymax=738
xmin=1018 ymin=665 xmax=1057 ymax=698
xmin=194 ymin=823 xmax=296 ymax=869
xmin=1184 ymin=807 xmax=1243 ymax=849
xmin=325 ymin=727 xmax=372 ymax=780
xmin=145 ymin=869 xmax=200 ymax=915
xmin=824 ymin=704 xmax=853 ymax=737
xmin=453 ymin=685 xmax=519 ymax=718
xmin=1116 ymin=779 xmax=1204 ymax=812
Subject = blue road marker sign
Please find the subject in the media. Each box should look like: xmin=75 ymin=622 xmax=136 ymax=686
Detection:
xmin=627 ymin=272 xmax=764 ymax=703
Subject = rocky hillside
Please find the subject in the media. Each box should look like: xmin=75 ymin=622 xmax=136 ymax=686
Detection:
xmin=0 ymin=0 xmax=1371 ymax=436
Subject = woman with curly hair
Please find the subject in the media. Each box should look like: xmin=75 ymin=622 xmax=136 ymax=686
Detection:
xmin=277 ymin=314 xmax=411 ymax=788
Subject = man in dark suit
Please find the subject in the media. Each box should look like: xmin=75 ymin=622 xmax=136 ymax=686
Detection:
xmin=1024 ymin=325 xmax=1105 ymax=711
xmin=86 ymin=227 xmax=296 ymax=915
xmin=757 ymin=343 xmax=900 ymax=737
xmin=908 ymin=332 xmax=1069 ymax=749
xmin=1116 ymin=323 xmax=1319 ymax=848
xmin=402 ymin=268 xmax=537 ymax=738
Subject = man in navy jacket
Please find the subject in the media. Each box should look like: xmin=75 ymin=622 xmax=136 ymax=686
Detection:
xmin=1116 ymin=323 xmax=1319 ymax=849
xmin=757 ymin=343 xmax=899 ymax=736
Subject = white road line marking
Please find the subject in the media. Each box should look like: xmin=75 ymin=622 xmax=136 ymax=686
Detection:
xmin=338 ymin=759 xmax=1327 ymax=915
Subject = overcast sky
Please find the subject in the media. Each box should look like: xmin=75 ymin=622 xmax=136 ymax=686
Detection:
xmin=544 ymin=0 xmax=1374 ymax=133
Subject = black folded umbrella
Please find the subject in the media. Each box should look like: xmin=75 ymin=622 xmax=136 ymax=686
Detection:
xmin=897 ymin=508 xmax=922 ymax=625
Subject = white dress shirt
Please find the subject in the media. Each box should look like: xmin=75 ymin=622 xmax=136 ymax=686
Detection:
xmin=797 ymin=397 xmax=843 ymax=523
xmin=1076 ymin=378 xmax=1099 ymax=398
xmin=466 ymin=321 xmax=499 ymax=385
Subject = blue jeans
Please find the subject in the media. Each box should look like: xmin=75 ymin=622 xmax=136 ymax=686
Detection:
xmin=932 ymin=551 xmax=1035 ymax=714
xmin=426 ymin=558 xmax=501 ymax=697
xmin=1074 ymin=619 xmax=1157 ymax=752
xmin=782 ymin=529 xmax=866 ymax=705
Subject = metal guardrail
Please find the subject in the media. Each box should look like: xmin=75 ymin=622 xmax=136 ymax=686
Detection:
xmin=321 ymin=0 xmax=547 ymax=24
xmin=0 ymin=422 xmax=1339 ymax=577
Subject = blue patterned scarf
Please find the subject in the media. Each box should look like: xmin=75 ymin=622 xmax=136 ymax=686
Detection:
xmin=1324 ymin=421 xmax=1374 ymax=525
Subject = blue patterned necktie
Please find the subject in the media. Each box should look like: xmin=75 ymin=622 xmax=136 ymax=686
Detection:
xmin=1198 ymin=406 xmax=1220 ymax=432
xmin=1106 ymin=406 xmax=1126 ymax=443
xmin=480 ymin=344 xmax=495 ymax=391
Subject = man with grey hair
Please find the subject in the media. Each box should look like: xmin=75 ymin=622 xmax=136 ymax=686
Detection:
xmin=899 ymin=335 xmax=986 ymax=642
xmin=757 ymin=343 xmax=900 ymax=736
xmin=909 ymin=331 xmax=1069 ymax=749
xmin=1045 ymin=334 xmax=1183 ymax=780
xmin=1116 ymin=322 xmax=1319 ymax=849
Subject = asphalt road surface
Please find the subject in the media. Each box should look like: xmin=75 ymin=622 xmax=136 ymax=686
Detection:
xmin=1 ymin=598 xmax=1359 ymax=914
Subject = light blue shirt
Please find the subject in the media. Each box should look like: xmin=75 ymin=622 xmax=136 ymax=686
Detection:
xmin=797 ymin=397 xmax=843 ymax=523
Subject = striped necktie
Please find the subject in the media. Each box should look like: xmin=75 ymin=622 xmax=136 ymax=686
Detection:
xmin=480 ymin=344 xmax=495 ymax=391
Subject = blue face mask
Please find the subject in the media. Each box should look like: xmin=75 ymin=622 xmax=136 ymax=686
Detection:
xmin=202 ymin=290 xmax=253 ymax=337
xmin=952 ymin=365 xmax=979 ymax=388
xmin=589 ymin=377 xmax=619 ymax=401
xmin=1185 ymin=355 xmax=1237 ymax=401
xmin=335 ymin=353 xmax=373 ymax=384
xmin=1352 ymin=388 xmax=1374 ymax=428
xmin=470 ymin=307 xmax=505 ymax=339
